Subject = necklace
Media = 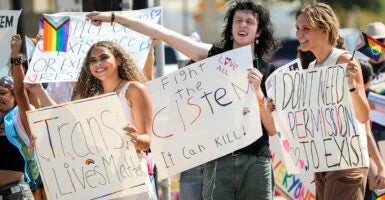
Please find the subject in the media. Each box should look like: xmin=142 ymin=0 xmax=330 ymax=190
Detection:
xmin=113 ymin=79 xmax=123 ymax=92
xmin=315 ymin=48 xmax=334 ymax=67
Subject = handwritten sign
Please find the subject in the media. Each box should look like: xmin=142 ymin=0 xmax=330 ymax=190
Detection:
xmin=271 ymin=135 xmax=315 ymax=200
xmin=25 ymin=7 xmax=161 ymax=83
xmin=271 ymin=64 xmax=369 ymax=173
xmin=0 ymin=10 xmax=21 ymax=75
xmin=26 ymin=93 xmax=150 ymax=199
xmin=146 ymin=46 xmax=262 ymax=179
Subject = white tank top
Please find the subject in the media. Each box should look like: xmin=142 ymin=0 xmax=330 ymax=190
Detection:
xmin=309 ymin=47 xmax=369 ymax=167
xmin=308 ymin=47 xmax=348 ymax=69
xmin=117 ymin=82 xmax=135 ymax=126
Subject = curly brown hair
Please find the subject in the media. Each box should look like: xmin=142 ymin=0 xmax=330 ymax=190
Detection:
xmin=72 ymin=41 xmax=146 ymax=100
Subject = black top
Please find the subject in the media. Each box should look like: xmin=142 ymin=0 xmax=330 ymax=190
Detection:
xmin=370 ymin=60 xmax=385 ymax=130
xmin=0 ymin=136 xmax=25 ymax=172
xmin=208 ymin=46 xmax=277 ymax=157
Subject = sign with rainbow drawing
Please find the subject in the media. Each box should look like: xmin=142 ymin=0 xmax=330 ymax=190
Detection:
xmin=26 ymin=93 xmax=150 ymax=199
xmin=24 ymin=7 xmax=161 ymax=83
xmin=0 ymin=10 xmax=21 ymax=75
xmin=270 ymin=135 xmax=315 ymax=200
xmin=146 ymin=45 xmax=262 ymax=179
xmin=270 ymin=64 xmax=369 ymax=173
xmin=43 ymin=15 xmax=70 ymax=52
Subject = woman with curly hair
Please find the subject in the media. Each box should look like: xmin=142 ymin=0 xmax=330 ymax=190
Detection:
xmin=86 ymin=0 xmax=279 ymax=199
xmin=71 ymin=41 xmax=156 ymax=200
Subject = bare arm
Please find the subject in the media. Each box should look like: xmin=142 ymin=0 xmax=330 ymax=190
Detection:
xmin=25 ymin=83 xmax=56 ymax=107
xmin=247 ymin=68 xmax=277 ymax=136
xmin=337 ymin=54 xmax=370 ymax=123
xmin=86 ymin=12 xmax=213 ymax=61
xmin=143 ymin=39 xmax=158 ymax=80
xmin=125 ymin=82 xmax=153 ymax=151
xmin=10 ymin=34 xmax=33 ymax=140
xmin=366 ymin=121 xmax=385 ymax=188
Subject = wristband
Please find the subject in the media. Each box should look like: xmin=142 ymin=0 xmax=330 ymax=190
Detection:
xmin=258 ymin=96 xmax=266 ymax=106
xmin=10 ymin=56 xmax=22 ymax=65
xmin=349 ymin=87 xmax=356 ymax=92
xmin=111 ymin=12 xmax=115 ymax=25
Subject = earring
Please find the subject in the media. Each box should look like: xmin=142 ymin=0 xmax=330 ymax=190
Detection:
xmin=255 ymin=39 xmax=259 ymax=45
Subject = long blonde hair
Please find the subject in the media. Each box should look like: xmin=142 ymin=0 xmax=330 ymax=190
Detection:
xmin=296 ymin=2 xmax=345 ymax=49
xmin=72 ymin=41 xmax=146 ymax=100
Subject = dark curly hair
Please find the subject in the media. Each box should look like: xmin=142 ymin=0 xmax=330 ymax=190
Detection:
xmin=72 ymin=41 xmax=146 ymax=100
xmin=221 ymin=0 xmax=278 ymax=58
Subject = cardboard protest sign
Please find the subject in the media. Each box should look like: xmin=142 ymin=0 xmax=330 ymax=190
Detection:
xmin=25 ymin=7 xmax=161 ymax=83
xmin=0 ymin=10 xmax=21 ymax=75
xmin=268 ymin=59 xmax=315 ymax=199
xmin=271 ymin=135 xmax=315 ymax=200
xmin=368 ymin=91 xmax=385 ymax=126
xmin=270 ymin=64 xmax=369 ymax=173
xmin=26 ymin=93 xmax=150 ymax=199
xmin=146 ymin=46 xmax=262 ymax=179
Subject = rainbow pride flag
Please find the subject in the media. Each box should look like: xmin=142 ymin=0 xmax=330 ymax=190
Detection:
xmin=356 ymin=32 xmax=385 ymax=61
xmin=372 ymin=189 xmax=385 ymax=200
xmin=43 ymin=15 xmax=70 ymax=52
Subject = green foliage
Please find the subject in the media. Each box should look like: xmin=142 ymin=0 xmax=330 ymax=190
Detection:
xmin=280 ymin=0 xmax=385 ymax=13
xmin=318 ymin=0 xmax=384 ymax=13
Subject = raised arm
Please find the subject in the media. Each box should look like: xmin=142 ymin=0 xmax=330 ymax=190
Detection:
xmin=10 ymin=34 xmax=33 ymax=139
xmin=338 ymin=54 xmax=370 ymax=123
xmin=143 ymin=39 xmax=159 ymax=80
xmin=86 ymin=11 xmax=212 ymax=61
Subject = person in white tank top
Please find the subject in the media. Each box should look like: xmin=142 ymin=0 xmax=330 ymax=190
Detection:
xmin=295 ymin=3 xmax=372 ymax=200
xmin=72 ymin=41 xmax=157 ymax=200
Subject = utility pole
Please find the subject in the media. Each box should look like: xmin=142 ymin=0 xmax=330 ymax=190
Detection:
xmin=132 ymin=0 xmax=148 ymax=10
xmin=82 ymin=0 xmax=122 ymax=11
xmin=12 ymin=0 xmax=25 ymax=54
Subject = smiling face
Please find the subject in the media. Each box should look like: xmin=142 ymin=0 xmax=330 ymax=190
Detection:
xmin=88 ymin=46 xmax=120 ymax=81
xmin=0 ymin=86 xmax=15 ymax=115
xmin=295 ymin=13 xmax=325 ymax=52
xmin=231 ymin=10 xmax=260 ymax=49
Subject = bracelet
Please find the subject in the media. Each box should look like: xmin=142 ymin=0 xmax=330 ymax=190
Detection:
xmin=111 ymin=12 xmax=115 ymax=25
xmin=10 ymin=56 xmax=22 ymax=65
xmin=349 ymin=87 xmax=356 ymax=92
xmin=258 ymin=96 xmax=266 ymax=106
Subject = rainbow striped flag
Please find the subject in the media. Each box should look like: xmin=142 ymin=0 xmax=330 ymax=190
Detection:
xmin=356 ymin=32 xmax=385 ymax=61
xmin=43 ymin=15 xmax=70 ymax=52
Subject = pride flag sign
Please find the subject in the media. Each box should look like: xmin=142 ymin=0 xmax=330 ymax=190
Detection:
xmin=356 ymin=32 xmax=385 ymax=61
xmin=43 ymin=15 xmax=70 ymax=52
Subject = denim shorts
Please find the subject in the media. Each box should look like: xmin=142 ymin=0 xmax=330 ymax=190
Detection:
xmin=0 ymin=180 xmax=34 ymax=200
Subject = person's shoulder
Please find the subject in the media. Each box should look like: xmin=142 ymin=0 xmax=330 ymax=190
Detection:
xmin=208 ymin=45 xmax=225 ymax=57
xmin=126 ymin=81 xmax=147 ymax=94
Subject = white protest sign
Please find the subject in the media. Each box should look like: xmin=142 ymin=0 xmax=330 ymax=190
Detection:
xmin=146 ymin=46 xmax=262 ymax=179
xmin=25 ymin=7 xmax=161 ymax=83
xmin=0 ymin=10 xmax=21 ymax=75
xmin=266 ymin=58 xmax=302 ymax=98
xmin=27 ymin=93 xmax=150 ymax=200
xmin=271 ymin=135 xmax=315 ymax=200
xmin=368 ymin=91 xmax=385 ymax=126
xmin=271 ymin=64 xmax=369 ymax=173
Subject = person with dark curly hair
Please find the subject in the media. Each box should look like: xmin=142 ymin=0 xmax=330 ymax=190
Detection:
xmin=86 ymin=1 xmax=278 ymax=199
xmin=71 ymin=41 xmax=156 ymax=200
